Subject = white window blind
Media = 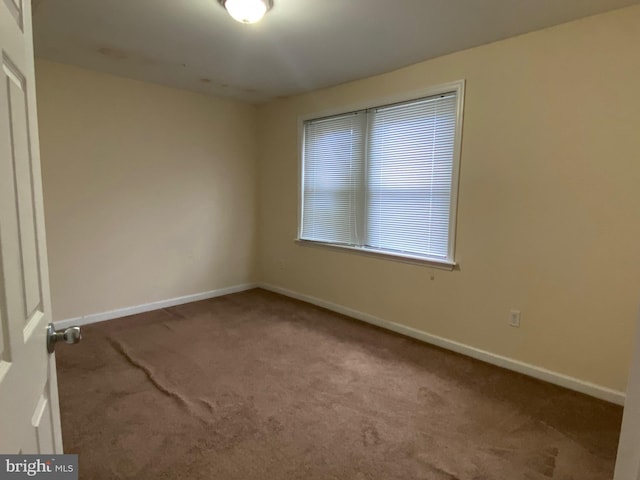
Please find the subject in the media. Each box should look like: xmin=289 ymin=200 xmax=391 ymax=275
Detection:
xmin=366 ymin=94 xmax=457 ymax=259
xmin=302 ymin=112 xmax=365 ymax=245
xmin=300 ymin=86 xmax=462 ymax=264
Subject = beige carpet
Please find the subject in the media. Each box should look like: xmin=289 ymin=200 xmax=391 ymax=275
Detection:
xmin=56 ymin=289 xmax=622 ymax=479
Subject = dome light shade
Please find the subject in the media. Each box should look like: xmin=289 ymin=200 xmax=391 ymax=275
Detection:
xmin=219 ymin=0 xmax=273 ymax=24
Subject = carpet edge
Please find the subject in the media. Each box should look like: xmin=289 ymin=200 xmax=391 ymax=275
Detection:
xmin=258 ymin=282 xmax=625 ymax=406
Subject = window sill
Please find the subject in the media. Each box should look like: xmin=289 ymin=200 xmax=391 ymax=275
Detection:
xmin=294 ymin=239 xmax=457 ymax=271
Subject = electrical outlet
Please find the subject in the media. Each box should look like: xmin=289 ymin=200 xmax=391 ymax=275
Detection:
xmin=509 ymin=310 xmax=521 ymax=328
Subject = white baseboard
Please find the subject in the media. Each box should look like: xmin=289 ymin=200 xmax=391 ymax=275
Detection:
xmin=258 ymin=282 xmax=625 ymax=406
xmin=53 ymin=283 xmax=258 ymax=330
xmin=53 ymin=280 xmax=625 ymax=405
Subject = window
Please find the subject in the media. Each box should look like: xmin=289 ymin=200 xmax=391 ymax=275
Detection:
xmin=299 ymin=81 xmax=464 ymax=268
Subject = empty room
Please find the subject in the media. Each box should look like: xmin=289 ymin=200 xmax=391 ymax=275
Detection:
xmin=1 ymin=0 xmax=640 ymax=478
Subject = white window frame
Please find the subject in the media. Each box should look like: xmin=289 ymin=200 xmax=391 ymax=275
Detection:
xmin=296 ymin=80 xmax=465 ymax=270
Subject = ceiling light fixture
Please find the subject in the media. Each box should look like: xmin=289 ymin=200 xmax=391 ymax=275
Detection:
xmin=218 ymin=0 xmax=273 ymax=24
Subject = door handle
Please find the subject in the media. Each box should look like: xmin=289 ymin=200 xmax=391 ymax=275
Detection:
xmin=47 ymin=323 xmax=82 ymax=353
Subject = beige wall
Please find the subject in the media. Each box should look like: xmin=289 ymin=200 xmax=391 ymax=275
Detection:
xmin=35 ymin=6 xmax=640 ymax=393
xmin=36 ymin=60 xmax=258 ymax=320
xmin=256 ymin=6 xmax=640 ymax=392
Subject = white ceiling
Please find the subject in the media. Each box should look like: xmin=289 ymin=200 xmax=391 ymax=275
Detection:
xmin=33 ymin=0 xmax=637 ymax=103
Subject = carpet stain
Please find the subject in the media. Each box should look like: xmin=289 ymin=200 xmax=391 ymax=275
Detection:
xmin=267 ymin=416 xmax=285 ymax=434
xmin=540 ymin=446 xmax=559 ymax=477
xmin=361 ymin=424 xmax=381 ymax=447
xmin=487 ymin=446 xmax=513 ymax=458
xmin=418 ymin=386 xmax=446 ymax=407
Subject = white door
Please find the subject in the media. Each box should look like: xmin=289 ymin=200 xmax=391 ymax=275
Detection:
xmin=0 ymin=0 xmax=64 ymax=453
xmin=614 ymin=307 xmax=640 ymax=480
